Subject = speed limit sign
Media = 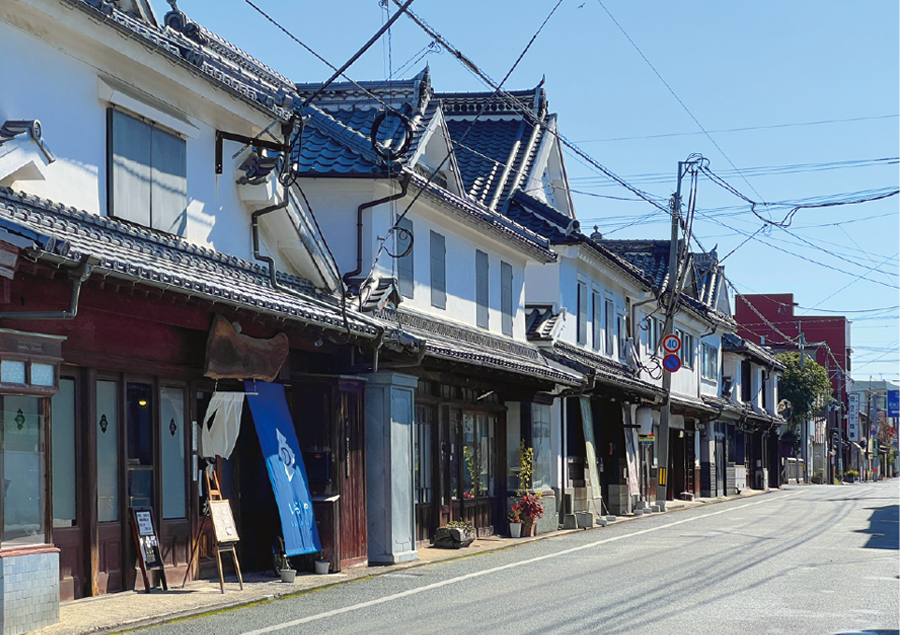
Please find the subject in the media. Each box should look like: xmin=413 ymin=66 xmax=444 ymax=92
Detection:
xmin=662 ymin=333 xmax=681 ymax=353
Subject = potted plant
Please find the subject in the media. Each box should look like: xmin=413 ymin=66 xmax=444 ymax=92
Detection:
xmin=508 ymin=508 xmax=523 ymax=538
xmin=844 ymin=469 xmax=858 ymax=483
xmin=514 ymin=492 xmax=544 ymax=537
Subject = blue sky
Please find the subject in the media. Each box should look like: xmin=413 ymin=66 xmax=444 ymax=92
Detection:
xmin=153 ymin=1 xmax=900 ymax=383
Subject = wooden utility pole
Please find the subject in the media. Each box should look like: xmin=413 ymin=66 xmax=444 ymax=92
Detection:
xmin=655 ymin=161 xmax=687 ymax=509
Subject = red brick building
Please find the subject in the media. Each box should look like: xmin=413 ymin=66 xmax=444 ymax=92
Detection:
xmin=734 ymin=294 xmax=851 ymax=479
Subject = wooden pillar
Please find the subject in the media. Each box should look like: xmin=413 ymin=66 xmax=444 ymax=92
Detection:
xmin=81 ymin=367 xmax=99 ymax=597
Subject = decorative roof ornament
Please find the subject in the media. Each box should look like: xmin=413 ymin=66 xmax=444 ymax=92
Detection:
xmin=164 ymin=0 xmax=207 ymax=45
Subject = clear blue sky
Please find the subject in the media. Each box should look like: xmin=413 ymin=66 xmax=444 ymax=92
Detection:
xmin=155 ymin=0 xmax=900 ymax=383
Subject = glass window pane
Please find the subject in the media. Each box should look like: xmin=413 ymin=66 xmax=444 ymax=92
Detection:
xmin=127 ymin=383 xmax=154 ymax=512
xmin=448 ymin=408 xmax=459 ymax=502
xmin=97 ymin=380 xmax=120 ymax=522
xmin=2 ymin=395 xmax=46 ymax=544
xmin=31 ymin=363 xmax=55 ymax=387
xmin=532 ymin=404 xmax=552 ymax=490
xmin=462 ymin=413 xmax=475 ymax=499
xmin=52 ymin=379 xmax=77 ymax=527
xmin=0 ymin=360 xmax=26 ymax=384
xmin=127 ymin=383 xmax=154 ymax=466
xmin=160 ymin=387 xmax=186 ymax=519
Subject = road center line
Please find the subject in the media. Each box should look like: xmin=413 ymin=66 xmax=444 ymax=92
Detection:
xmin=241 ymin=493 xmax=795 ymax=635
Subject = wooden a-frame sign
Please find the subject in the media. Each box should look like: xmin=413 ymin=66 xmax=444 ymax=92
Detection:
xmin=130 ymin=506 xmax=168 ymax=593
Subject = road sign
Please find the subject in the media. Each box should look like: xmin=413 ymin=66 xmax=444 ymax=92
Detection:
xmin=663 ymin=354 xmax=681 ymax=372
xmin=662 ymin=334 xmax=682 ymax=353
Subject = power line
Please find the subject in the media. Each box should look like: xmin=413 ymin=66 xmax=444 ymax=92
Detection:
xmin=574 ymin=114 xmax=900 ymax=143
xmin=698 ymin=213 xmax=900 ymax=289
xmin=594 ymin=0 xmax=772 ymax=215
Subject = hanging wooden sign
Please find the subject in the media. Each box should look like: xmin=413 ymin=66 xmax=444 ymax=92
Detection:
xmin=130 ymin=507 xmax=168 ymax=593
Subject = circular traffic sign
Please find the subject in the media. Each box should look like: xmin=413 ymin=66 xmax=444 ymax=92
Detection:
xmin=663 ymin=354 xmax=681 ymax=372
xmin=662 ymin=334 xmax=682 ymax=353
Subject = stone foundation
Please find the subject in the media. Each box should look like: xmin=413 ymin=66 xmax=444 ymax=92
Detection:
xmin=0 ymin=546 xmax=59 ymax=635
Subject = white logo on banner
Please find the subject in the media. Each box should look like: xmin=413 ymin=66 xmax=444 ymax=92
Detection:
xmin=276 ymin=428 xmax=296 ymax=481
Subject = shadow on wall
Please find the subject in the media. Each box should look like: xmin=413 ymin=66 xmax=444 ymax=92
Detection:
xmin=855 ymin=504 xmax=899 ymax=550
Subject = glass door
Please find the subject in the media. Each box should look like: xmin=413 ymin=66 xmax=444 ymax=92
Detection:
xmin=96 ymin=379 xmax=123 ymax=593
xmin=126 ymin=383 xmax=154 ymax=510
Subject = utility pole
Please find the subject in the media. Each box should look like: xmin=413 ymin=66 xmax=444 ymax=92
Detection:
xmin=655 ymin=160 xmax=688 ymax=510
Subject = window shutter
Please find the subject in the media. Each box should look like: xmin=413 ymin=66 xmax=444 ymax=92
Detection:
xmin=501 ymin=261 xmax=513 ymax=336
xmin=592 ymin=292 xmax=602 ymax=350
xmin=476 ymin=250 xmax=489 ymax=329
xmin=430 ymin=231 xmax=446 ymax=309
xmin=109 ymin=109 xmax=151 ymax=226
xmin=577 ymin=282 xmax=587 ymax=344
xmin=150 ymin=126 xmax=187 ymax=236
xmin=397 ymin=217 xmax=414 ymax=298
xmin=605 ymin=299 xmax=615 ymax=354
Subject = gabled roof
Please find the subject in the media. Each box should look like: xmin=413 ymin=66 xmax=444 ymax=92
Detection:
xmin=64 ymin=0 xmax=295 ymax=120
xmin=722 ymin=333 xmax=785 ymax=370
xmin=525 ymin=305 xmax=563 ymax=341
xmin=436 ymin=83 xmax=551 ymax=211
xmin=0 ymin=187 xmax=379 ymax=337
xmin=601 ymin=238 xmax=736 ymax=328
xmin=292 ymin=67 xmax=435 ymax=174
xmin=601 ymin=240 xmax=673 ymax=290
xmin=506 ymin=191 xmax=652 ymax=287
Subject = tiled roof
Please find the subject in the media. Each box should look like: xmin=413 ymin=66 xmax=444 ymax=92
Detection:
xmin=437 ymin=84 xmax=549 ymax=211
xmin=0 ymin=188 xmax=379 ymax=337
xmin=504 ymin=190 xmax=578 ymax=244
xmin=601 ymin=239 xmax=673 ymax=290
xmin=524 ymin=305 xmax=562 ymax=341
xmin=375 ymin=307 xmax=581 ymax=386
xmin=66 ymin=0 xmax=294 ymax=121
xmin=545 ymin=340 xmax=664 ymax=398
xmin=601 ymin=239 xmax=735 ymax=328
xmin=507 ymin=191 xmax=652 ymax=287
xmin=722 ymin=333 xmax=785 ymax=370
xmin=669 ymin=393 xmax=719 ymax=416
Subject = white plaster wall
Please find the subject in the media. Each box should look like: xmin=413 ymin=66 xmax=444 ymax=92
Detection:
xmin=0 ymin=4 xmax=305 ymax=275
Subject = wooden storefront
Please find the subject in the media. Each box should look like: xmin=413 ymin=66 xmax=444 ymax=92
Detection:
xmin=413 ymin=379 xmax=506 ymax=545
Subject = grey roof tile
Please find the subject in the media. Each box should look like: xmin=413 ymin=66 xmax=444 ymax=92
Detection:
xmin=0 ymin=187 xmax=377 ymax=336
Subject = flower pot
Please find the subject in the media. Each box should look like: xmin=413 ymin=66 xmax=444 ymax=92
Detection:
xmin=314 ymin=560 xmax=330 ymax=575
xmin=280 ymin=569 xmax=296 ymax=583
xmin=509 ymin=522 xmax=522 ymax=538
xmin=522 ymin=517 xmax=535 ymax=537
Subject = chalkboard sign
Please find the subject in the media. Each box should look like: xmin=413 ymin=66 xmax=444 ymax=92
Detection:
xmin=130 ymin=507 xmax=168 ymax=592
xmin=210 ymin=499 xmax=239 ymax=544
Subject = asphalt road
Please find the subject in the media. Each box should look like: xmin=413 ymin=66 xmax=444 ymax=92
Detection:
xmin=139 ymin=480 xmax=899 ymax=635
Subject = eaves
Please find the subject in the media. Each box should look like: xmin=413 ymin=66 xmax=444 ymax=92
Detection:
xmin=65 ymin=0 xmax=294 ymax=123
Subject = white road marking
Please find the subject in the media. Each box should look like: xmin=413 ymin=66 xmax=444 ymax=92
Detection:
xmin=240 ymin=493 xmax=796 ymax=635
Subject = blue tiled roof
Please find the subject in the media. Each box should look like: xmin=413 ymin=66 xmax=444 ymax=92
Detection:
xmin=437 ymin=85 xmax=549 ymax=210
xmin=505 ymin=190 xmax=578 ymax=244
xmin=0 ymin=188 xmax=379 ymax=336
xmin=601 ymin=240 xmax=672 ymax=290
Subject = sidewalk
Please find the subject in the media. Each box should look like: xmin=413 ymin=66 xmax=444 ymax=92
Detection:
xmin=38 ymin=487 xmax=773 ymax=635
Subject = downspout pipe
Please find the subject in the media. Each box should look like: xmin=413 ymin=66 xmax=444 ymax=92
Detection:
xmin=0 ymin=254 xmax=97 ymax=320
xmin=251 ymin=183 xmax=292 ymax=294
xmin=342 ymin=173 xmax=411 ymax=287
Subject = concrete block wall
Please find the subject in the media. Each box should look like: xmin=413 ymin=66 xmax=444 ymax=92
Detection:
xmin=0 ymin=549 xmax=60 ymax=635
